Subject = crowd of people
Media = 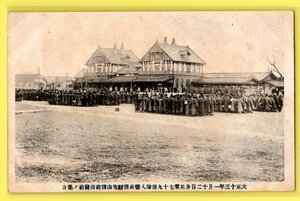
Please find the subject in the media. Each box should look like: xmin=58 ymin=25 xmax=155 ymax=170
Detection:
xmin=15 ymin=89 xmax=48 ymax=102
xmin=15 ymin=88 xmax=137 ymax=106
xmin=47 ymin=90 xmax=137 ymax=106
xmin=133 ymin=92 xmax=284 ymax=116
xmin=15 ymin=87 xmax=284 ymax=115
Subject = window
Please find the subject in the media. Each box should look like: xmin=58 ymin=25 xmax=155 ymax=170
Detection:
xmin=199 ymin=64 xmax=203 ymax=74
xmin=154 ymin=62 xmax=160 ymax=71
xmin=97 ymin=66 xmax=102 ymax=73
xmin=167 ymin=62 xmax=171 ymax=72
xmin=192 ymin=64 xmax=196 ymax=73
xmin=186 ymin=64 xmax=191 ymax=73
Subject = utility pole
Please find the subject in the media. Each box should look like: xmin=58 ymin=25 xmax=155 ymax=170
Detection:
xmin=66 ymin=73 xmax=68 ymax=90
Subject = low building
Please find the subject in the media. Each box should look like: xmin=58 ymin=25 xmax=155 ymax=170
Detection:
xmin=15 ymin=73 xmax=47 ymax=89
xmin=74 ymin=69 xmax=88 ymax=89
xmin=74 ymin=69 xmax=87 ymax=82
xmin=192 ymin=71 xmax=283 ymax=95
xmin=45 ymin=76 xmax=74 ymax=90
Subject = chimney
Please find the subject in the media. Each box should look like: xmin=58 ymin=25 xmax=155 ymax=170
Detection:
xmin=113 ymin=43 xmax=118 ymax=54
xmin=120 ymin=43 xmax=125 ymax=54
xmin=37 ymin=67 xmax=40 ymax=74
xmin=164 ymin=37 xmax=168 ymax=44
xmin=171 ymin=38 xmax=176 ymax=45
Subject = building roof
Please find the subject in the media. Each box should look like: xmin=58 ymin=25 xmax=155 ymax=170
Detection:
xmin=45 ymin=76 xmax=74 ymax=84
xmin=192 ymin=77 xmax=260 ymax=85
xmin=203 ymin=71 xmax=279 ymax=82
xmin=104 ymin=75 xmax=137 ymax=83
xmin=158 ymin=42 xmax=205 ymax=64
xmin=15 ymin=73 xmax=46 ymax=84
xmin=268 ymin=81 xmax=284 ymax=87
xmin=140 ymin=40 xmax=205 ymax=64
xmin=116 ymin=65 xmax=141 ymax=75
xmin=134 ymin=74 xmax=174 ymax=83
xmin=85 ymin=45 xmax=140 ymax=66
xmin=74 ymin=69 xmax=87 ymax=78
xmin=82 ymin=75 xmax=109 ymax=83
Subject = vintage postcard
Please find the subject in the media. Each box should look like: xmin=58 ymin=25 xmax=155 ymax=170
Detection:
xmin=8 ymin=11 xmax=294 ymax=192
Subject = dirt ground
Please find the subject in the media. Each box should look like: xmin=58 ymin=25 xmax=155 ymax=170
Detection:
xmin=14 ymin=101 xmax=284 ymax=183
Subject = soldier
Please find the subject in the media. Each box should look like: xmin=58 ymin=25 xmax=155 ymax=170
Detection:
xmin=230 ymin=97 xmax=236 ymax=113
xmin=148 ymin=95 xmax=153 ymax=113
xmin=171 ymin=95 xmax=176 ymax=114
xmin=15 ymin=89 xmax=23 ymax=101
xmin=158 ymin=95 xmax=163 ymax=114
xmin=184 ymin=95 xmax=190 ymax=116
xmin=153 ymin=94 xmax=158 ymax=113
xmin=237 ymin=98 xmax=243 ymax=113
xmin=179 ymin=95 xmax=185 ymax=115
xmin=204 ymin=95 xmax=211 ymax=115
xmin=209 ymin=95 xmax=215 ymax=115
xmin=265 ymin=94 xmax=271 ymax=112
xmin=197 ymin=95 xmax=204 ymax=116
xmin=162 ymin=94 xmax=168 ymax=114
xmin=133 ymin=94 xmax=140 ymax=112
xmin=269 ymin=95 xmax=277 ymax=112
xmin=190 ymin=96 xmax=198 ymax=116
xmin=174 ymin=95 xmax=180 ymax=115
xmin=144 ymin=94 xmax=149 ymax=113
xmin=277 ymin=92 xmax=284 ymax=112
xmin=214 ymin=95 xmax=220 ymax=112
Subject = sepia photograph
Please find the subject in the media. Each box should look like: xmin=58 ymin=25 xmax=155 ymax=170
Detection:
xmin=7 ymin=11 xmax=294 ymax=192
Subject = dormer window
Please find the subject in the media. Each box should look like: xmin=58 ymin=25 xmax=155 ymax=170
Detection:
xmin=179 ymin=49 xmax=191 ymax=58
xmin=121 ymin=54 xmax=130 ymax=60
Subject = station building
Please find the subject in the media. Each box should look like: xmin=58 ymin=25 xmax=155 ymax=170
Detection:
xmin=77 ymin=38 xmax=283 ymax=94
xmin=81 ymin=43 xmax=141 ymax=90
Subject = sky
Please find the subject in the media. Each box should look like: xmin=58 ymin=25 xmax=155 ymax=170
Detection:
xmin=7 ymin=11 xmax=293 ymax=77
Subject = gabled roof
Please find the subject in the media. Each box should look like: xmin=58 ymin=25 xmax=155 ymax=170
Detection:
xmin=15 ymin=73 xmax=46 ymax=83
xmin=85 ymin=45 xmax=140 ymax=66
xmin=268 ymin=81 xmax=284 ymax=87
xmin=203 ymin=71 xmax=280 ymax=82
xmin=134 ymin=74 xmax=174 ymax=83
xmin=74 ymin=69 xmax=87 ymax=78
xmin=104 ymin=75 xmax=137 ymax=83
xmin=140 ymin=41 xmax=205 ymax=64
xmin=45 ymin=76 xmax=74 ymax=84
xmin=82 ymin=75 xmax=109 ymax=83
xmin=192 ymin=77 xmax=260 ymax=85
xmin=116 ymin=65 xmax=141 ymax=75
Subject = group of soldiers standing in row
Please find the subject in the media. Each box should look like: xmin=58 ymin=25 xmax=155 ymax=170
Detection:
xmin=133 ymin=92 xmax=284 ymax=116
xmin=15 ymin=89 xmax=48 ymax=102
xmin=47 ymin=90 xmax=136 ymax=106
xmin=15 ymin=87 xmax=284 ymax=115
xmin=15 ymin=88 xmax=136 ymax=106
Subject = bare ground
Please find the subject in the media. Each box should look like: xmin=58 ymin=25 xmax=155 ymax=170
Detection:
xmin=14 ymin=101 xmax=284 ymax=183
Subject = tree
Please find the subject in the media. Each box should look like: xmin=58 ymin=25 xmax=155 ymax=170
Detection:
xmin=264 ymin=55 xmax=284 ymax=79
